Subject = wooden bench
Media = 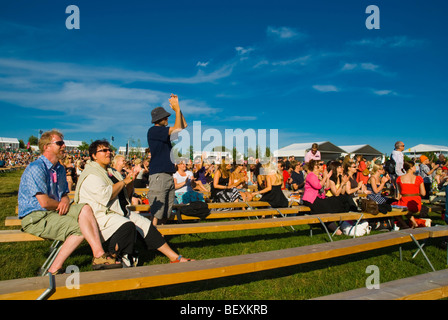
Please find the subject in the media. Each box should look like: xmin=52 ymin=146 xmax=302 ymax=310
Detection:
xmin=313 ymin=268 xmax=448 ymax=300
xmin=4 ymin=206 xmax=310 ymax=227
xmin=154 ymin=210 xmax=409 ymax=236
xmin=1 ymin=208 xmax=407 ymax=242
xmin=0 ymin=226 xmax=445 ymax=300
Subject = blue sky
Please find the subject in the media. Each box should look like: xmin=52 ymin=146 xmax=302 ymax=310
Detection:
xmin=0 ymin=0 xmax=446 ymax=155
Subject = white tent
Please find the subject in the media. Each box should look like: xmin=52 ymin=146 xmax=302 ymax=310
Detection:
xmin=0 ymin=137 xmax=20 ymax=150
xmin=339 ymin=144 xmax=383 ymax=160
xmin=118 ymin=146 xmax=147 ymax=156
xmin=274 ymin=141 xmax=345 ymax=161
xmin=404 ymin=144 xmax=448 ymax=157
xmin=64 ymin=140 xmax=83 ymax=152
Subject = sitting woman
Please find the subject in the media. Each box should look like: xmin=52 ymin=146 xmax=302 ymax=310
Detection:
xmin=251 ymin=162 xmax=288 ymax=208
xmin=394 ymin=161 xmax=426 ymax=228
xmin=173 ymin=160 xmax=204 ymax=204
xmin=302 ymin=160 xmax=357 ymax=234
xmin=343 ymin=160 xmax=366 ymax=198
xmin=366 ymin=164 xmax=390 ymax=204
xmin=75 ymin=140 xmax=193 ymax=265
xmin=211 ymin=159 xmax=243 ymax=210
xmin=326 ymin=161 xmax=348 ymax=197
xmin=230 ymin=163 xmax=253 ymax=202
xmin=134 ymin=159 xmax=149 ymax=188
xmin=111 ymin=154 xmax=142 ymax=206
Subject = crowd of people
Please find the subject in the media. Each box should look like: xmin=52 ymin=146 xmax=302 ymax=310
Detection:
xmin=15 ymin=94 xmax=448 ymax=275
xmin=0 ymin=151 xmax=36 ymax=168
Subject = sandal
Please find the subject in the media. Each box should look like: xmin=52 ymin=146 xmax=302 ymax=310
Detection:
xmin=170 ymin=255 xmax=194 ymax=263
xmin=92 ymin=253 xmax=122 ymax=270
xmin=47 ymin=268 xmax=65 ymax=276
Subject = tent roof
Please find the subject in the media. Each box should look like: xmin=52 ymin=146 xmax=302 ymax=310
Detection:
xmin=339 ymin=144 xmax=383 ymax=156
xmin=0 ymin=137 xmax=19 ymax=144
xmin=404 ymin=144 xmax=448 ymax=154
xmin=64 ymin=140 xmax=83 ymax=147
xmin=274 ymin=141 xmax=345 ymax=157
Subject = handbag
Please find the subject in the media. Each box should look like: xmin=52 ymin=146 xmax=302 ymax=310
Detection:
xmin=361 ymin=198 xmax=379 ymax=215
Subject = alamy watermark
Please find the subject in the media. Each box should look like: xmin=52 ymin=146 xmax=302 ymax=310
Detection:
xmin=170 ymin=121 xmax=279 ymax=165
xmin=365 ymin=265 xmax=380 ymax=289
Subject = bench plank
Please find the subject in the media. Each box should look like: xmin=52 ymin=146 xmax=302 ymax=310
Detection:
xmin=313 ymin=268 xmax=448 ymax=300
xmin=0 ymin=228 xmax=431 ymax=300
xmin=2 ymin=209 xmax=408 ymax=241
xmin=0 ymin=230 xmax=44 ymax=242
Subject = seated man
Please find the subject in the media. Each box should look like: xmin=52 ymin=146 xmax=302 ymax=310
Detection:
xmin=74 ymin=140 xmax=193 ymax=265
xmin=18 ymin=130 xmax=120 ymax=274
xmin=289 ymin=161 xmax=305 ymax=193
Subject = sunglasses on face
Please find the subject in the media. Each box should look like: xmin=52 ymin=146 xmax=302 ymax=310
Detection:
xmin=50 ymin=140 xmax=65 ymax=147
xmin=97 ymin=148 xmax=111 ymax=153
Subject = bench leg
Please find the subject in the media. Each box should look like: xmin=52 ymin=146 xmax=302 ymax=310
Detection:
xmin=275 ymin=209 xmax=296 ymax=232
xmin=351 ymin=214 xmax=364 ymax=239
xmin=36 ymin=273 xmax=56 ymax=300
xmin=408 ymin=234 xmax=436 ymax=272
xmin=412 ymin=239 xmax=427 ymax=259
xmin=38 ymin=240 xmax=62 ymax=276
xmin=317 ymin=216 xmax=333 ymax=242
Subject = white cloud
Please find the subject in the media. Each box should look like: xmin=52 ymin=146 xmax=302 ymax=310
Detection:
xmin=224 ymin=115 xmax=257 ymax=121
xmin=0 ymin=57 xmax=223 ymax=135
xmin=341 ymin=62 xmax=380 ymax=72
xmin=196 ymin=61 xmax=209 ymax=67
xmin=0 ymin=57 xmax=233 ymax=85
xmin=348 ymin=36 xmax=425 ymax=48
xmin=267 ymin=26 xmax=306 ymax=41
xmin=235 ymin=46 xmax=254 ymax=56
xmin=272 ymin=55 xmax=311 ymax=67
xmin=341 ymin=63 xmax=357 ymax=71
xmin=373 ymin=89 xmax=398 ymax=96
xmin=312 ymin=85 xmax=339 ymax=92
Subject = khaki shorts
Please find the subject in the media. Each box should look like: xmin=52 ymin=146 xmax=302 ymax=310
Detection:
xmin=21 ymin=203 xmax=86 ymax=241
xmin=147 ymin=173 xmax=175 ymax=220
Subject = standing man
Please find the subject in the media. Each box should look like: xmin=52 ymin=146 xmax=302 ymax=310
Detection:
xmin=304 ymin=143 xmax=321 ymax=163
xmin=391 ymin=141 xmax=405 ymax=198
xmin=147 ymin=94 xmax=187 ymax=225
xmin=18 ymin=130 xmax=119 ymax=274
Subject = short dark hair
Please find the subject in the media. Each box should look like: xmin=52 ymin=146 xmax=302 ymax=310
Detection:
xmin=89 ymin=139 xmax=110 ymax=161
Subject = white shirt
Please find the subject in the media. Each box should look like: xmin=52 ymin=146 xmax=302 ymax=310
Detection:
xmin=391 ymin=150 xmax=404 ymax=176
xmin=79 ymin=173 xmax=150 ymax=241
xmin=173 ymin=170 xmax=194 ymax=193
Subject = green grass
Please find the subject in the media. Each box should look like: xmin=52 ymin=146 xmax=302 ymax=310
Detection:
xmin=1 ymin=170 xmax=447 ymax=300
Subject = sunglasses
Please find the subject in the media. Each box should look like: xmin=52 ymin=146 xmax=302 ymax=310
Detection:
xmin=50 ymin=140 xmax=65 ymax=147
xmin=97 ymin=148 xmax=111 ymax=153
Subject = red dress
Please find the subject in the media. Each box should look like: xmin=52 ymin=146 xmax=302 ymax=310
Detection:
xmin=356 ymin=161 xmax=369 ymax=184
xmin=396 ymin=175 xmax=423 ymax=212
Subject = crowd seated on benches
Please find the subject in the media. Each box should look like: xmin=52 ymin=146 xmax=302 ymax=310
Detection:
xmin=58 ymin=145 xmax=444 ymax=231
xmin=0 ymin=150 xmax=37 ymax=168
xmin=15 ymin=128 xmax=448 ymax=275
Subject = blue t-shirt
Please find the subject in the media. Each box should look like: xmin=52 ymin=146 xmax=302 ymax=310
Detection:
xmin=147 ymin=125 xmax=176 ymax=175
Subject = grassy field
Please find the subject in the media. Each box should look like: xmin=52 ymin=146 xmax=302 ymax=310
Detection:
xmin=1 ymin=169 xmax=447 ymax=300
